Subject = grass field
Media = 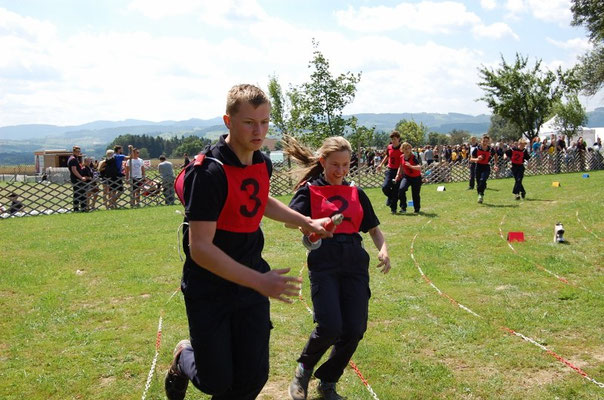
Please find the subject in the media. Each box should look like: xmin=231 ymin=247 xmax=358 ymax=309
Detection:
xmin=0 ymin=171 xmax=602 ymax=400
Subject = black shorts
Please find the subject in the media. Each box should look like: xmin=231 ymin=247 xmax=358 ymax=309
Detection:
xmin=132 ymin=177 xmax=144 ymax=190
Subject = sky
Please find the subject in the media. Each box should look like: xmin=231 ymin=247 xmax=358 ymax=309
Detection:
xmin=0 ymin=0 xmax=601 ymax=127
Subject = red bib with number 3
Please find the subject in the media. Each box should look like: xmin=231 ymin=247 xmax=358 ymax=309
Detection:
xmin=217 ymin=162 xmax=269 ymax=233
xmin=309 ymin=185 xmax=363 ymax=234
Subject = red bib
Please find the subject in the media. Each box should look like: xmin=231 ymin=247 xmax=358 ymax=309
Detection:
xmin=476 ymin=148 xmax=491 ymax=165
xmin=309 ymin=185 xmax=363 ymax=234
xmin=387 ymin=144 xmax=402 ymax=169
xmin=217 ymin=162 xmax=269 ymax=233
xmin=401 ymin=155 xmax=421 ymax=177
xmin=511 ymin=149 xmax=524 ymax=165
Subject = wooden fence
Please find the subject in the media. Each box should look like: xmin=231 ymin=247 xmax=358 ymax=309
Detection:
xmin=1 ymin=150 xmax=602 ymax=218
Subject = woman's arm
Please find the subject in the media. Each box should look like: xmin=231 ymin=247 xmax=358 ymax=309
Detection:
xmin=368 ymin=226 xmax=391 ymax=274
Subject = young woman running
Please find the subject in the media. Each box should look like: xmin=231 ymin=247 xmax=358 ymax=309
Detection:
xmin=284 ymin=136 xmax=391 ymax=400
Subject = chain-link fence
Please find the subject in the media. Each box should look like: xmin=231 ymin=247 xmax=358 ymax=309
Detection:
xmin=1 ymin=150 xmax=602 ymax=219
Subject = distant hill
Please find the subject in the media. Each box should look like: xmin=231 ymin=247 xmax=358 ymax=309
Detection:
xmin=1 ymin=108 xmax=603 ymax=165
xmin=586 ymin=107 xmax=604 ymax=127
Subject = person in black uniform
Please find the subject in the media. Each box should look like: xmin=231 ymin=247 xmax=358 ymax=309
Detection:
xmin=284 ymin=136 xmax=391 ymax=400
xmin=376 ymin=131 xmax=402 ymax=214
xmin=469 ymin=135 xmax=499 ymax=204
xmin=467 ymin=136 xmax=478 ymax=190
xmin=505 ymin=139 xmax=530 ymax=200
xmin=395 ymin=142 xmax=423 ymax=213
xmin=67 ymin=145 xmax=88 ymax=212
xmin=165 ymin=84 xmax=331 ymax=400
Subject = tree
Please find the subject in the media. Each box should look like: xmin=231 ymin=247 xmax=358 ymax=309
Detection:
xmin=267 ymin=75 xmax=304 ymax=137
xmin=571 ymin=0 xmax=604 ymax=95
xmin=477 ymin=53 xmax=578 ymax=141
xmin=371 ymin=131 xmax=390 ymax=149
xmin=448 ymin=129 xmax=471 ymax=145
xmin=395 ymin=119 xmax=427 ymax=146
xmin=427 ymin=132 xmax=449 ymax=146
xmin=487 ymin=114 xmax=523 ymax=142
xmin=346 ymin=116 xmax=375 ymax=154
xmin=295 ymin=39 xmax=361 ymax=147
xmin=552 ymin=95 xmax=588 ymax=139
xmin=170 ymin=136 xmax=211 ymax=158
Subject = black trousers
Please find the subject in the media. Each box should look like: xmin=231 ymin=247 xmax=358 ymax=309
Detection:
xmin=511 ymin=164 xmax=525 ymax=195
xmin=72 ymin=181 xmax=87 ymax=211
xmin=398 ymin=176 xmax=422 ymax=212
xmin=381 ymin=168 xmax=400 ymax=210
xmin=468 ymin=162 xmax=476 ymax=189
xmin=476 ymin=165 xmax=490 ymax=195
xmin=179 ymin=297 xmax=271 ymax=400
xmin=298 ymin=237 xmax=370 ymax=383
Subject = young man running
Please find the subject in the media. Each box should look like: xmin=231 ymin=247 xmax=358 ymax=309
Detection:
xmin=376 ymin=131 xmax=403 ymax=214
xmin=505 ymin=139 xmax=530 ymax=200
xmin=469 ymin=135 xmax=499 ymax=204
xmin=166 ymin=84 xmax=330 ymax=400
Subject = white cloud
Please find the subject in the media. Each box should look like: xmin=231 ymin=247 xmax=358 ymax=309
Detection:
xmin=480 ymin=0 xmax=497 ymax=10
xmin=504 ymin=0 xmax=572 ymax=25
xmin=547 ymin=37 xmax=591 ymax=51
xmin=127 ymin=0 xmax=268 ymax=27
xmin=473 ymin=22 xmax=519 ymax=40
xmin=335 ymin=1 xmax=481 ymax=34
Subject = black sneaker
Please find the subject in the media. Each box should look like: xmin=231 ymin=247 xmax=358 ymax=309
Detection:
xmin=521 ymin=192 xmax=526 ymax=199
xmin=317 ymin=381 xmax=344 ymax=400
xmin=289 ymin=364 xmax=313 ymax=400
xmin=165 ymin=339 xmax=191 ymax=400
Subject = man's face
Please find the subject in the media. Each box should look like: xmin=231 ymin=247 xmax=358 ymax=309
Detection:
xmin=481 ymin=137 xmax=490 ymax=147
xmin=224 ymin=101 xmax=270 ymax=154
xmin=73 ymin=148 xmax=81 ymax=155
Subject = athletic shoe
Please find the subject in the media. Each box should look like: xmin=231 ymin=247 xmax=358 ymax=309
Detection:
xmin=414 ymin=210 xmax=421 ymax=214
xmin=317 ymin=381 xmax=344 ymax=400
xmin=515 ymin=194 xmax=521 ymax=200
xmin=399 ymin=208 xmax=406 ymax=214
xmin=521 ymin=192 xmax=526 ymax=199
xmin=467 ymin=187 xmax=473 ymax=190
xmin=165 ymin=339 xmax=191 ymax=400
xmin=477 ymin=195 xmax=483 ymax=204
xmin=289 ymin=364 xmax=313 ymax=400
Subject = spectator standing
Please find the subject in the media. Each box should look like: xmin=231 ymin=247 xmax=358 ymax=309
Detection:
xmin=99 ymin=149 xmax=121 ymax=209
xmin=424 ymin=145 xmax=434 ymax=165
xmin=182 ymin=153 xmax=190 ymax=168
xmin=67 ymin=146 xmax=88 ymax=212
xmin=158 ymin=155 xmax=175 ymax=205
xmin=113 ymin=145 xmax=127 ymax=204
xmin=81 ymin=157 xmax=99 ymax=211
xmin=125 ymin=147 xmax=145 ymax=207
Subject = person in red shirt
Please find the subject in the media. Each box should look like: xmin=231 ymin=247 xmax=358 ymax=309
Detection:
xmin=504 ymin=139 xmax=530 ymax=200
xmin=284 ymin=135 xmax=391 ymax=400
xmin=166 ymin=84 xmax=331 ymax=400
xmin=395 ymin=142 xmax=423 ymax=213
xmin=376 ymin=131 xmax=403 ymax=214
xmin=469 ymin=135 xmax=499 ymax=204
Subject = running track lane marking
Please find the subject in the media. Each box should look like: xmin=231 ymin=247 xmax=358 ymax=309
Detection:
xmin=297 ymin=263 xmax=381 ymax=400
xmin=141 ymin=288 xmax=181 ymax=400
xmin=410 ymin=221 xmax=604 ymax=389
xmin=498 ymin=215 xmax=571 ymax=285
xmin=576 ymin=210 xmax=603 ymax=241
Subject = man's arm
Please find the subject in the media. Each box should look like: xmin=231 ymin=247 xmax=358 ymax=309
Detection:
xmin=70 ymin=165 xmax=86 ymax=181
xmin=265 ymin=196 xmax=331 ymax=236
xmin=188 ymin=220 xmax=300 ymax=302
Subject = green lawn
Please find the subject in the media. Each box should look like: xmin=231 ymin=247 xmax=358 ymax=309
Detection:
xmin=0 ymin=171 xmax=602 ymax=399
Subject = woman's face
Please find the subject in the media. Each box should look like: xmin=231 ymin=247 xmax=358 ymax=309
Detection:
xmin=320 ymin=150 xmax=351 ymax=185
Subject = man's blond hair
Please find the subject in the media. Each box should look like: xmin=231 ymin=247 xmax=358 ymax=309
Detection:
xmin=226 ymin=84 xmax=270 ymax=115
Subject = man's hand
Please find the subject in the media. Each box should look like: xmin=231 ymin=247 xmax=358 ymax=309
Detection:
xmin=301 ymin=217 xmax=334 ymax=238
xmin=257 ymin=268 xmax=302 ymax=303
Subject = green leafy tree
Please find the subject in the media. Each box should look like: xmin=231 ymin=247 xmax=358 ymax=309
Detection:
xmin=295 ymin=39 xmax=361 ymax=147
xmin=487 ymin=114 xmax=523 ymax=142
xmin=448 ymin=129 xmax=472 ymax=145
xmin=170 ymin=136 xmax=211 ymax=158
xmin=427 ymin=132 xmax=449 ymax=146
xmin=346 ymin=116 xmax=375 ymax=154
xmin=571 ymin=0 xmax=604 ymax=95
xmin=477 ymin=53 xmax=579 ymax=141
xmin=371 ymin=131 xmax=390 ymax=149
xmin=552 ymin=95 xmax=588 ymax=139
xmin=267 ymin=75 xmax=304 ymax=137
xmin=395 ymin=119 xmax=427 ymax=146
xmin=138 ymin=148 xmax=150 ymax=159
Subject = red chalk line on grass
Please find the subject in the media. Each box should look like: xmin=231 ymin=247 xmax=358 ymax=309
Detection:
xmin=498 ymin=215 xmax=571 ymax=285
xmin=141 ymin=288 xmax=180 ymax=400
xmin=297 ymin=263 xmax=381 ymax=400
xmin=576 ymin=210 xmax=603 ymax=241
xmin=411 ymin=222 xmax=604 ymax=390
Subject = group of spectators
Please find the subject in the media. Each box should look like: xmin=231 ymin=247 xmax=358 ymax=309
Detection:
xmin=67 ymin=144 xmax=178 ymax=212
xmin=357 ymin=135 xmax=603 ymax=171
